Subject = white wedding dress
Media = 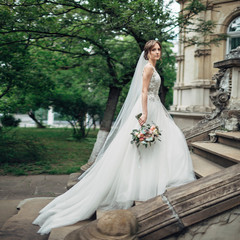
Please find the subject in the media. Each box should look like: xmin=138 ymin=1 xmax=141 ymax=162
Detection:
xmin=33 ymin=62 xmax=195 ymax=235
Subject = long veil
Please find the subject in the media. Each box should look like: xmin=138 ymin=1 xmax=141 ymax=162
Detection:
xmin=79 ymin=51 xmax=147 ymax=180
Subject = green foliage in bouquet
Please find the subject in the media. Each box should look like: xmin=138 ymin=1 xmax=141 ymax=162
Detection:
xmin=130 ymin=114 xmax=161 ymax=148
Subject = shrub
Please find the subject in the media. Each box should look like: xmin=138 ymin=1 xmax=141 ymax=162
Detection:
xmin=0 ymin=128 xmax=47 ymax=165
xmin=0 ymin=114 xmax=21 ymax=127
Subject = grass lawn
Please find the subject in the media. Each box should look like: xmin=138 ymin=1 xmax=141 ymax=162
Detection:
xmin=0 ymin=128 xmax=98 ymax=175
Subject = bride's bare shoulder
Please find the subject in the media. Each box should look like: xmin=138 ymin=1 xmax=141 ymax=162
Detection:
xmin=143 ymin=63 xmax=154 ymax=75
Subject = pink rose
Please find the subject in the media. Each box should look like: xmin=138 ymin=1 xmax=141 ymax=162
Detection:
xmin=150 ymin=126 xmax=156 ymax=131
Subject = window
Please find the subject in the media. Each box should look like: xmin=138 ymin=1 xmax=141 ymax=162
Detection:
xmin=227 ymin=16 xmax=240 ymax=53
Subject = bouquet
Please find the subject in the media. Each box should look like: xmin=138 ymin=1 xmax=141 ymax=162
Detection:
xmin=130 ymin=113 xmax=161 ymax=148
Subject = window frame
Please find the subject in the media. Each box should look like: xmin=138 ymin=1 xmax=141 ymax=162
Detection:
xmin=226 ymin=16 xmax=240 ymax=54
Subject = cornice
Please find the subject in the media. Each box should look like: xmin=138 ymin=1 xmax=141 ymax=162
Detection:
xmin=212 ymin=0 xmax=240 ymax=5
xmin=176 ymin=0 xmax=238 ymax=5
xmin=173 ymin=80 xmax=215 ymax=90
xmin=214 ymin=59 xmax=240 ymax=69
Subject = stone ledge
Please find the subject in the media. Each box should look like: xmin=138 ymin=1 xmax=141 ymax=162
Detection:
xmin=169 ymin=111 xmax=206 ymax=118
xmin=214 ymin=59 xmax=240 ymax=69
xmin=0 ymin=198 xmax=53 ymax=240
xmin=67 ymin=172 xmax=81 ymax=190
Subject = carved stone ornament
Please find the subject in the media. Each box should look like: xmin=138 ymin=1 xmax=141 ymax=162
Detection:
xmin=205 ymin=89 xmax=230 ymax=120
xmin=194 ymin=49 xmax=211 ymax=57
xmin=226 ymin=46 xmax=240 ymax=60
xmin=222 ymin=110 xmax=240 ymax=131
xmin=212 ymin=68 xmax=227 ymax=89
xmin=64 ymin=210 xmax=139 ymax=240
xmin=208 ymin=132 xmax=218 ymax=143
xmin=176 ymin=55 xmax=184 ymax=62
xmin=205 ymin=65 xmax=231 ymax=121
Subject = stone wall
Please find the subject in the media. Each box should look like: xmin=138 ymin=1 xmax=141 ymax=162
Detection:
xmin=164 ymin=205 xmax=240 ymax=240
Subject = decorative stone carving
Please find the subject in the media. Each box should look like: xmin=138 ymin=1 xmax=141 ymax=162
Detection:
xmin=208 ymin=46 xmax=240 ymax=130
xmin=176 ymin=55 xmax=184 ymax=62
xmin=183 ymin=46 xmax=240 ymax=140
xmin=194 ymin=49 xmax=211 ymax=57
xmin=205 ymin=90 xmax=230 ymax=120
xmin=205 ymin=68 xmax=231 ymax=121
xmin=97 ymin=210 xmax=138 ymax=238
xmin=226 ymin=46 xmax=240 ymax=59
xmin=64 ymin=210 xmax=138 ymax=240
xmin=182 ymin=117 xmax=224 ymax=144
xmin=208 ymin=132 xmax=218 ymax=143
xmin=222 ymin=109 xmax=240 ymax=131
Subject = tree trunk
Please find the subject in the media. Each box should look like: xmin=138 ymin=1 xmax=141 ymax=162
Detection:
xmin=88 ymin=86 xmax=122 ymax=163
xmin=79 ymin=114 xmax=85 ymax=138
xmin=28 ymin=110 xmax=46 ymax=128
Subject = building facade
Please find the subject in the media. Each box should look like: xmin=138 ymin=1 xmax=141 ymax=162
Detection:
xmin=170 ymin=0 xmax=240 ymax=129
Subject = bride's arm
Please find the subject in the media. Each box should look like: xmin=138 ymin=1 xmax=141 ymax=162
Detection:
xmin=139 ymin=65 xmax=153 ymax=126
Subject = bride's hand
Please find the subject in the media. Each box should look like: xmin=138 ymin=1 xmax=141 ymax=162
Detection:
xmin=139 ymin=114 xmax=147 ymax=126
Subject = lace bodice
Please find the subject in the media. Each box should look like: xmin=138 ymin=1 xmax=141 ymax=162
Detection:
xmin=146 ymin=64 xmax=161 ymax=102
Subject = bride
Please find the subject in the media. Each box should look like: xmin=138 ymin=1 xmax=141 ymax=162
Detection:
xmin=33 ymin=40 xmax=195 ymax=235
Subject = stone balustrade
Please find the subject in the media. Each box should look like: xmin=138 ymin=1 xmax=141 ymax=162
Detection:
xmin=64 ymin=164 xmax=240 ymax=240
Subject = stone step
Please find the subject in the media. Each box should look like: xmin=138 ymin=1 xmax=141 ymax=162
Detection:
xmin=67 ymin=162 xmax=94 ymax=190
xmin=191 ymin=152 xmax=224 ymax=178
xmin=48 ymin=220 xmax=90 ymax=240
xmin=67 ymin=172 xmax=81 ymax=190
xmin=0 ymin=199 xmax=20 ymax=229
xmin=0 ymin=197 xmax=53 ymax=240
xmin=216 ymin=131 xmax=240 ymax=149
xmin=0 ymin=197 xmax=91 ymax=240
xmin=192 ymin=142 xmax=240 ymax=167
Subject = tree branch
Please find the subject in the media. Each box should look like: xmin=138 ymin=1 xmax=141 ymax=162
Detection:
xmin=0 ymin=81 xmax=12 ymax=99
xmin=44 ymin=1 xmax=103 ymax=15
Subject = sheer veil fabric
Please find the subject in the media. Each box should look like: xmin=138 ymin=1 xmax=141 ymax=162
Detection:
xmin=79 ymin=52 xmax=148 ymax=180
xmin=33 ymin=52 xmax=196 ymax=235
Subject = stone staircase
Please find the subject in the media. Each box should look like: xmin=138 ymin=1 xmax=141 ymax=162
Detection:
xmin=191 ymin=131 xmax=240 ymax=178
xmin=1 ymin=131 xmax=239 ymax=240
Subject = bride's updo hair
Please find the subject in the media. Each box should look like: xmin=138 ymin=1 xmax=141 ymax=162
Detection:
xmin=144 ymin=40 xmax=162 ymax=60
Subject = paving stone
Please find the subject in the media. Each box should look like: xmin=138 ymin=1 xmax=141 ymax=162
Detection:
xmin=0 ymin=175 xmax=68 ymax=233
xmin=0 ymin=175 xmax=69 ymax=200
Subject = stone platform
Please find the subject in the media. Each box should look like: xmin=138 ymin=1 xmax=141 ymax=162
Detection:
xmin=0 ymin=175 xmax=69 ymax=239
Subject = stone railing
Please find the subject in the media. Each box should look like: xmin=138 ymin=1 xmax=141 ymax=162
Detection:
xmin=64 ymin=164 xmax=240 ymax=240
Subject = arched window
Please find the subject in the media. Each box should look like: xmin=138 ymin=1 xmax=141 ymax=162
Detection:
xmin=227 ymin=16 xmax=240 ymax=53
